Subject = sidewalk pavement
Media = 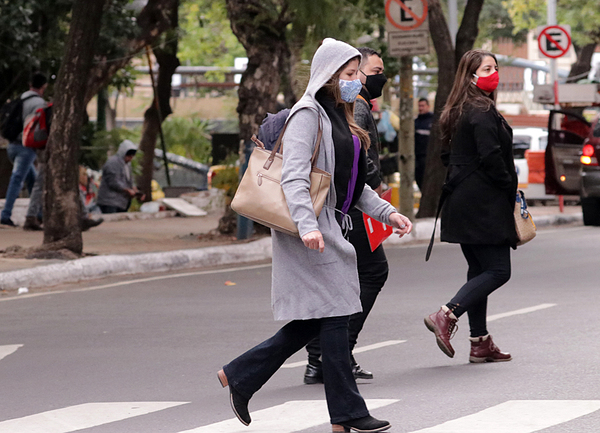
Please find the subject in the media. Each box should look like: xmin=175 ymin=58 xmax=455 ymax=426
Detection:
xmin=0 ymin=203 xmax=583 ymax=293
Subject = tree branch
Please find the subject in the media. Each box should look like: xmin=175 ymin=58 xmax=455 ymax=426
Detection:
xmin=455 ymin=0 xmax=484 ymax=65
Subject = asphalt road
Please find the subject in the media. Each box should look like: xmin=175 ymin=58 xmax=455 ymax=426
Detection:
xmin=0 ymin=224 xmax=599 ymax=432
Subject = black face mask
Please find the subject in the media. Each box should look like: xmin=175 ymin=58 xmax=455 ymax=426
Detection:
xmin=363 ymin=72 xmax=388 ymax=99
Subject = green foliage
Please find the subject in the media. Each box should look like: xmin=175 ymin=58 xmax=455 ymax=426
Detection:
xmin=504 ymin=0 xmax=600 ymax=46
xmin=178 ymin=0 xmax=245 ymax=68
xmin=477 ymin=0 xmax=528 ymax=45
xmin=161 ymin=116 xmax=213 ymax=164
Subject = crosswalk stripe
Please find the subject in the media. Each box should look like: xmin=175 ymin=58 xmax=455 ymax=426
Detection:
xmin=281 ymin=340 xmax=406 ymax=369
xmin=408 ymin=400 xmax=600 ymax=433
xmin=0 ymin=402 xmax=189 ymax=433
xmin=0 ymin=344 xmax=23 ymax=361
xmin=487 ymin=303 xmax=556 ymax=322
xmin=180 ymin=399 xmax=398 ymax=433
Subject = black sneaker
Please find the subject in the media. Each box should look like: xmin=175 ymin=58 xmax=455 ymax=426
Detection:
xmin=352 ymin=363 xmax=374 ymax=380
xmin=1 ymin=218 xmax=17 ymax=227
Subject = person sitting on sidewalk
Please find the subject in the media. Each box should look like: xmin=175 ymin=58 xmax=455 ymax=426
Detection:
xmin=97 ymin=139 xmax=144 ymax=213
xmin=1 ymin=72 xmax=47 ymax=227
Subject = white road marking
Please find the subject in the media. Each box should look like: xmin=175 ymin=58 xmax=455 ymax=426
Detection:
xmin=0 ymin=402 xmax=188 ymax=433
xmin=408 ymin=400 xmax=600 ymax=433
xmin=487 ymin=303 xmax=556 ymax=322
xmin=0 ymin=264 xmax=272 ymax=303
xmin=180 ymin=399 xmax=398 ymax=433
xmin=0 ymin=344 xmax=22 ymax=361
xmin=281 ymin=340 xmax=406 ymax=369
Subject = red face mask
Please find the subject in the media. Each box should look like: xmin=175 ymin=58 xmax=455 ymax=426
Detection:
xmin=473 ymin=70 xmax=499 ymax=93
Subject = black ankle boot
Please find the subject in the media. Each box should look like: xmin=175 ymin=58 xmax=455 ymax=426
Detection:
xmin=303 ymin=363 xmax=323 ymax=384
xmin=217 ymin=369 xmax=251 ymax=425
xmin=350 ymin=354 xmax=373 ymax=380
xmin=333 ymin=415 xmax=391 ymax=432
xmin=229 ymin=385 xmax=251 ymax=425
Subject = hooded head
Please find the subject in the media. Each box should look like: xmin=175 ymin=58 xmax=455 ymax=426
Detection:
xmin=302 ymin=38 xmax=362 ymax=101
xmin=117 ymin=139 xmax=138 ymax=162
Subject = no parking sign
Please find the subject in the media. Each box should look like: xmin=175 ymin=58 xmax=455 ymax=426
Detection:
xmin=537 ymin=25 xmax=571 ymax=59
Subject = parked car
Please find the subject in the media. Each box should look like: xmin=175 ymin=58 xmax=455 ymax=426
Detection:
xmin=544 ymin=109 xmax=600 ymax=225
xmin=580 ymin=112 xmax=600 ymax=225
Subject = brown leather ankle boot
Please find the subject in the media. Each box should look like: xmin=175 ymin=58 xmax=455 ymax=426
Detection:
xmin=469 ymin=334 xmax=512 ymax=363
xmin=424 ymin=306 xmax=458 ymax=358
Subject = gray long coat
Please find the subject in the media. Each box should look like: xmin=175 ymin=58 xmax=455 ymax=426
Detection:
xmin=271 ymin=39 xmax=397 ymax=321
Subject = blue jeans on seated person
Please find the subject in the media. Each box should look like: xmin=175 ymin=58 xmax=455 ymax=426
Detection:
xmin=1 ymin=143 xmax=37 ymax=221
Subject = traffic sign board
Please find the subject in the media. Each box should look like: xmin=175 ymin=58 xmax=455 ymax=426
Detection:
xmin=537 ymin=25 xmax=571 ymax=59
xmin=385 ymin=0 xmax=428 ymax=31
xmin=388 ymin=30 xmax=429 ymax=56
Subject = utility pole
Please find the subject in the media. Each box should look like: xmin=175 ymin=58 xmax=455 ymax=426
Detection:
xmin=398 ymin=55 xmax=415 ymax=218
xmin=547 ymin=0 xmax=559 ymax=110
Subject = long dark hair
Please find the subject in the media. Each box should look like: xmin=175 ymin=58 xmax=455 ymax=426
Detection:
xmin=322 ymin=56 xmax=371 ymax=150
xmin=439 ymin=49 xmax=498 ymax=146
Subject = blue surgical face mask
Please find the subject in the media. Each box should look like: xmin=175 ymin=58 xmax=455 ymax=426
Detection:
xmin=339 ymin=78 xmax=362 ymax=103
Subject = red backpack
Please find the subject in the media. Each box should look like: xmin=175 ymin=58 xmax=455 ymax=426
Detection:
xmin=22 ymin=103 xmax=53 ymax=148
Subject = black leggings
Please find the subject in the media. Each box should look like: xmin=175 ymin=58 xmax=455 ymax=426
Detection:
xmin=447 ymin=244 xmax=511 ymax=338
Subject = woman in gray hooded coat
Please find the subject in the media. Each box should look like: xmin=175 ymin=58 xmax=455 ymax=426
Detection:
xmin=217 ymin=39 xmax=412 ymax=433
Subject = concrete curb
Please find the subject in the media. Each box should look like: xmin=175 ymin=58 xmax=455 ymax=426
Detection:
xmin=0 ymin=237 xmax=272 ymax=292
xmin=0 ymin=212 xmax=582 ymax=292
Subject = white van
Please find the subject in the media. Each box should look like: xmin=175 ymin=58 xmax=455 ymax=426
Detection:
xmin=512 ymin=127 xmax=553 ymax=201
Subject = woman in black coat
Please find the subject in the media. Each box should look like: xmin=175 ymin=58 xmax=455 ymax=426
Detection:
xmin=424 ymin=50 xmax=518 ymax=363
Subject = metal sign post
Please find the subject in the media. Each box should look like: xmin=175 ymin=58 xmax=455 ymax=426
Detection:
xmin=385 ymin=0 xmax=429 ymax=218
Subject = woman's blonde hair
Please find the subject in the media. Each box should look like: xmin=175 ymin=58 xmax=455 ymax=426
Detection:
xmin=322 ymin=56 xmax=371 ymax=150
xmin=439 ymin=49 xmax=498 ymax=147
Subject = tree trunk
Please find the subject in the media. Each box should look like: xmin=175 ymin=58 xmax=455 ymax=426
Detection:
xmin=568 ymin=43 xmax=597 ymax=82
xmin=417 ymin=0 xmax=484 ymax=218
xmin=137 ymin=12 xmax=179 ymax=201
xmin=43 ymin=0 xmax=106 ymax=254
xmin=226 ymin=0 xmax=291 ymax=143
xmin=84 ymin=0 xmax=179 ymax=105
xmin=417 ymin=0 xmax=455 ymax=218
xmin=223 ymin=0 xmax=291 ymax=235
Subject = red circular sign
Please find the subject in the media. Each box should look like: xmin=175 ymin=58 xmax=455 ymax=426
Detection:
xmin=385 ymin=0 xmax=428 ymax=31
xmin=537 ymin=25 xmax=571 ymax=59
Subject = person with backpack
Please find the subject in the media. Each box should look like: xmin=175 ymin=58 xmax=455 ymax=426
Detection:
xmin=1 ymin=72 xmax=47 ymax=227
xmin=217 ymin=39 xmax=412 ymax=433
xmin=303 ymin=47 xmax=390 ymax=385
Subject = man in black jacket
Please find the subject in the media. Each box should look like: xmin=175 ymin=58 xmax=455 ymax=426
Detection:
xmin=303 ymin=47 xmax=389 ymax=383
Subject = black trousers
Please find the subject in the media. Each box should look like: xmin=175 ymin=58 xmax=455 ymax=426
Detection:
xmin=222 ymin=316 xmax=369 ymax=424
xmin=306 ymin=208 xmax=389 ymax=365
xmin=447 ymin=243 xmax=511 ymax=337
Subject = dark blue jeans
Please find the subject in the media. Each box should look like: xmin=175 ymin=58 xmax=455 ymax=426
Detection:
xmin=1 ymin=143 xmax=37 ymax=221
xmin=447 ymin=244 xmax=511 ymax=337
xmin=223 ymin=316 xmax=369 ymax=424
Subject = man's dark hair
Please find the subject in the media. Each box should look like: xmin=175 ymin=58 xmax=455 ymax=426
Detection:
xmin=418 ymin=97 xmax=429 ymax=105
xmin=30 ymin=72 xmax=47 ymax=90
xmin=357 ymin=47 xmax=381 ymax=68
xmin=125 ymin=149 xmax=137 ymax=157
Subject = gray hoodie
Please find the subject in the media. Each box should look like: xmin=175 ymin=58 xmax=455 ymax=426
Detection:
xmin=97 ymin=140 xmax=138 ymax=210
xmin=270 ymin=39 xmax=397 ymax=321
